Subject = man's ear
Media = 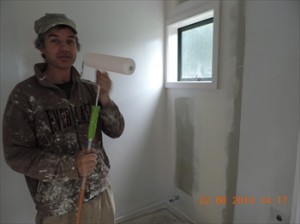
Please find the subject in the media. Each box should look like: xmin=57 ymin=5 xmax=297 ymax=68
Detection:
xmin=40 ymin=47 xmax=45 ymax=54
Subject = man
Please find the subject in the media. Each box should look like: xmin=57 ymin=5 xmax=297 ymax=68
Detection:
xmin=2 ymin=13 xmax=124 ymax=224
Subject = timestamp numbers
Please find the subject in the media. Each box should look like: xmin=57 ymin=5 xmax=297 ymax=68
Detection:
xmin=199 ymin=195 xmax=287 ymax=205
xmin=260 ymin=196 xmax=287 ymax=205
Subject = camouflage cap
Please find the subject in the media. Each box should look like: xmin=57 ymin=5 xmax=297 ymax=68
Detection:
xmin=34 ymin=13 xmax=77 ymax=35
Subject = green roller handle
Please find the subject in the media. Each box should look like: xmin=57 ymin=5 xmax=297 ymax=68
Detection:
xmin=87 ymin=106 xmax=100 ymax=140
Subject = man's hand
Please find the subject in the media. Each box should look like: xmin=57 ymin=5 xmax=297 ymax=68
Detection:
xmin=76 ymin=148 xmax=97 ymax=177
xmin=96 ymin=70 xmax=112 ymax=106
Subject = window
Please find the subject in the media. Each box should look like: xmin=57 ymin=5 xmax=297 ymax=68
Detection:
xmin=178 ymin=18 xmax=214 ymax=82
xmin=165 ymin=1 xmax=220 ymax=89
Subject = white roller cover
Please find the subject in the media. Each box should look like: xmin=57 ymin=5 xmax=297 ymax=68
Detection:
xmin=83 ymin=53 xmax=135 ymax=75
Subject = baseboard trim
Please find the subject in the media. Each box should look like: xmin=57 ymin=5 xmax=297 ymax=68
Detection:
xmin=115 ymin=201 xmax=195 ymax=224
xmin=115 ymin=201 xmax=165 ymax=223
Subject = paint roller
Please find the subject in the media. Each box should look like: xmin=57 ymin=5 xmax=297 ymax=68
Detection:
xmin=75 ymin=53 xmax=135 ymax=224
xmin=82 ymin=52 xmax=135 ymax=75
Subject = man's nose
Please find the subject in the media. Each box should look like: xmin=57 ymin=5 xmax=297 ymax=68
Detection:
xmin=59 ymin=41 xmax=69 ymax=51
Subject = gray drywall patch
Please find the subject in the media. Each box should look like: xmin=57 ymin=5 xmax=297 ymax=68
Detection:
xmin=222 ymin=1 xmax=245 ymax=224
xmin=175 ymin=97 xmax=194 ymax=196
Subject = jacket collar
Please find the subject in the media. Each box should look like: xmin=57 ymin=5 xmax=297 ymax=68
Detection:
xmin=34 ymin=63 xmax=81 ymax=88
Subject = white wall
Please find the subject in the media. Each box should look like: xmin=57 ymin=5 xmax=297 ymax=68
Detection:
xmin=0 ymin=1 xmax=166 ymax=223
xmin=235 ymin=1 xmax=299 ymax=223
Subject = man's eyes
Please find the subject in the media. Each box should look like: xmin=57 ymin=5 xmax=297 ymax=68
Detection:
xmin=49 ymin=38 xmax=59 ymax=43
xmin=49 ymin=38 xmax=75 ymax=45
xmin=67 ymin=39 xmax=76 ymax=45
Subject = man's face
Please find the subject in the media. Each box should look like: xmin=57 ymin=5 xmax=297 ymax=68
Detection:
xmin=41 ymin=27 xmax=77 ymax=70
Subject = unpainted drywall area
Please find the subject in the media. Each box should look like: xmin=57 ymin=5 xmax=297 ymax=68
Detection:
xmin=175 ymin=97 xmax=194 ymax=196
xmin=222 ymin=1 xmax=245 ymax=223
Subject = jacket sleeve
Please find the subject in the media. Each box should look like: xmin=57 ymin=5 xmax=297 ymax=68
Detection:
xmin=99 ymin=100 xmax=125 ymax=138
xmin=2 ymin=89 xmax=79 ymax=182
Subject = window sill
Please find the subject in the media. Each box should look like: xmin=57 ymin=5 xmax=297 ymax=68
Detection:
xmin=165 ymin=81 xmax=217 ymax=89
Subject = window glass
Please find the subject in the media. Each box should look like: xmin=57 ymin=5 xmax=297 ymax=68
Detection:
xmin=178 ymin=18 xmax=214 ymax=81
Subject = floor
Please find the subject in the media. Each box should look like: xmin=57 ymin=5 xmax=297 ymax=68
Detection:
xmin=118 ymin=208 xmax=193 ymax=224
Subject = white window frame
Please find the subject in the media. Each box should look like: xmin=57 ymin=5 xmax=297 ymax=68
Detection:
xmin=165 ymin=1 xmax=220 ymax=89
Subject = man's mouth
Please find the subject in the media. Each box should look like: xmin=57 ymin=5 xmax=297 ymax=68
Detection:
xmin=58 ymin=55 xmax=72 ymax=60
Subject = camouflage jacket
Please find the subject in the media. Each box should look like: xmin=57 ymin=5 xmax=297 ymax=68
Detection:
xmin=2 ymin=63 xmax=124 ymax=216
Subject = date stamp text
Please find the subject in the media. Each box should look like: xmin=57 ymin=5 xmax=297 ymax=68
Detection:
xmin=198 ymin=195 xmax=287 ymax=205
